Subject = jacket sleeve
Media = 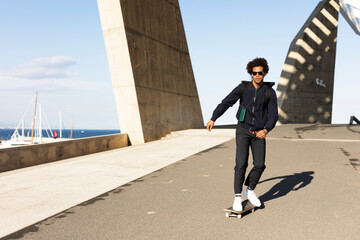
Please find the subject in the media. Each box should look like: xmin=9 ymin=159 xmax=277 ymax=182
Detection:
xmin=210 ymin=84 xmax=242 ymax=122
xmin=264 ymin=89 xmax=278 ymax=132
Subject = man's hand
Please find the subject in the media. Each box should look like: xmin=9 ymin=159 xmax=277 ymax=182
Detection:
xmin=206 ymin=120 xmax=214 ymax=132
xmin=256 ymin=129 xmax=268 ymax=139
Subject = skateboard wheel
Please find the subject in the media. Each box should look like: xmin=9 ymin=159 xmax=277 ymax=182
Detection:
xmin=225 ymin=212 xmax=230 ymax=218
xmin=237 ymin=214 xmax=242 ymax=219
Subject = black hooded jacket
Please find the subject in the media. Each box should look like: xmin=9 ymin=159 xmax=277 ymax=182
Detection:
xmin=210 ymin=81 xmax=278 ymax=132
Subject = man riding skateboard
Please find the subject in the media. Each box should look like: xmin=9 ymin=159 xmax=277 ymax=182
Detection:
xmin=206 ymin=57 xmax=278 ymax=211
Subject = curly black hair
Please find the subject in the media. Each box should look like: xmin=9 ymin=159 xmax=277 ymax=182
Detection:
xmin=246 ymin=57 xmax=269 ymax=75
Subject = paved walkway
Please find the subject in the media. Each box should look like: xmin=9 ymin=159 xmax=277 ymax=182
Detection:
xmin=1 ymin=124 xmax=360 ymax=239
xmin=0 ymin=129 xmax=235 ymax=238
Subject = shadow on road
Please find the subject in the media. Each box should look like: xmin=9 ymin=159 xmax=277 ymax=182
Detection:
xmin=258 ymin=171 xmax=314 ymax=205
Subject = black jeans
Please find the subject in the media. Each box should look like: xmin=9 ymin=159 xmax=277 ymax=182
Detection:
xmin=234 ymin=124 xmax=266 ymax=194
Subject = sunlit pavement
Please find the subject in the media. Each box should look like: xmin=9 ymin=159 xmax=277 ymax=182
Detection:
xmin=1 ymin=124 xmax=360 ymax=239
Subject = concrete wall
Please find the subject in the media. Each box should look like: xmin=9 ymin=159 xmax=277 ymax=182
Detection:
xmin=276 ymin=0 xmax=340 ymax=123
xmin=0 ymin=133 xmax=129 ymax=173
xmin=97 ymin=0 xmax=204 ymax=144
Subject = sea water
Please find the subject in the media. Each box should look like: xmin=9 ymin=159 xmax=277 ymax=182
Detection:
xmin=0 ymin=129 xmax=121 ymax=141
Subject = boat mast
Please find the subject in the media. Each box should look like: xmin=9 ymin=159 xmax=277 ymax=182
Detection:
xmin=39 ymin=104 xmax=42 ymax=143
xmin=59 ymin=111 xmax=62 ymax=139
xmin=30 ymin=92 xmax=38 ymax=144
xmin=70 ymin=117 xmax=74 ymax=139
xmin=21 ymin=119 xmax=24 ymax=141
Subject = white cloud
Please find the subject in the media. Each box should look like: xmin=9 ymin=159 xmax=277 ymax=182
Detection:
xmin=0 ymin=56 xmax=76 ymax=79
xmin=0 ymin=56 xmax=109 ymax=93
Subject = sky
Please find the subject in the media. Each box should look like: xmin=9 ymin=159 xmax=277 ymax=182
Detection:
xmin=0 ymin=0 xmax=359 ymax=130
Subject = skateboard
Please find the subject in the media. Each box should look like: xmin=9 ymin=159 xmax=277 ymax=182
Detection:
xmin=223 ymin=200 xmax=256 ymax=218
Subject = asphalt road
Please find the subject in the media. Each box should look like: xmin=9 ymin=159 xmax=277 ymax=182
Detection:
xmin=2 ymin=125 xmax=360 ymax=240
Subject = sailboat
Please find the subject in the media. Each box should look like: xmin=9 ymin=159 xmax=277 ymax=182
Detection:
xmin=1 ymin=92 xmax=69 ymax=148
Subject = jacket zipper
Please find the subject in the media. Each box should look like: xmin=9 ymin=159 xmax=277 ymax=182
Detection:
xmin=251 ymin=88 xmax=257 ymax=127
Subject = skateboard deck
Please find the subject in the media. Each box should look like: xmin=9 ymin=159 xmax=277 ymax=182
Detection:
xmin=223 ymin=199 xmax=256 ymax=218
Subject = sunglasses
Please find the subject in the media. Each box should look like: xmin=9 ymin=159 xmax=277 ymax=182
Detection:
xmin=252 ymin=71 xmax=264 ymax=76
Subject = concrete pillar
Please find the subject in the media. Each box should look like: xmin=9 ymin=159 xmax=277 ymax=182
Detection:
xmin=276 ymin=0 xmax=340 ymax=124
xmin=97 ymin=0 xmax=204 ymax=144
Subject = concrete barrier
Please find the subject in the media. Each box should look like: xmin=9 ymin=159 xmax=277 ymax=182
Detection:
xmin=0 ymin=133 xmax=129 ymax=173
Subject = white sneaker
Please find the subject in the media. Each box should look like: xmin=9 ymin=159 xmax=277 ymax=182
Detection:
xmin=232 ymin=196 xmax=243 ymax=211
xmin=244 ymin=188 xmax=261 ymax=207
